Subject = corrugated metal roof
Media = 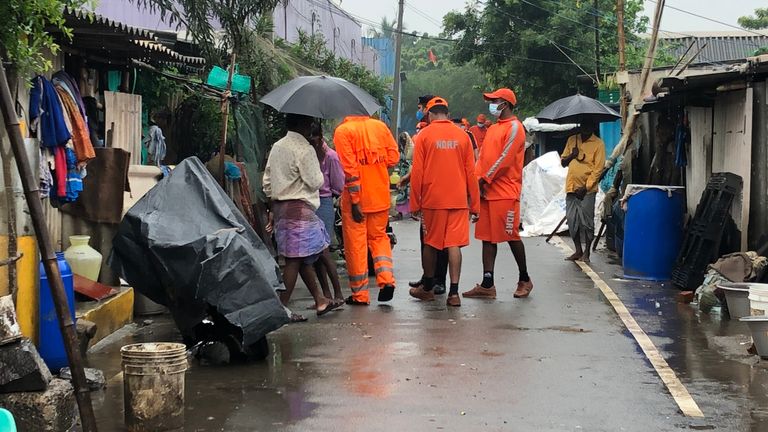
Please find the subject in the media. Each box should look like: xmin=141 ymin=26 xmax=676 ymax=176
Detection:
xmin=660 ymin=31 xmax=768 ymax=63
xmin=54 ymin=7 xmax=205 ymax=65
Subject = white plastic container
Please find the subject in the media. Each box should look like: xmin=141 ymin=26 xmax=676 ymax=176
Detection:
xmin=749 ymin=283 xmax=768 ymax=316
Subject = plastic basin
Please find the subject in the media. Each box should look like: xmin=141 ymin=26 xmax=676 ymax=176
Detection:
xmin=741 ymin=316 xmax=768 ymax=358
xmin=718 ymin=283 xmax=751 ymax=319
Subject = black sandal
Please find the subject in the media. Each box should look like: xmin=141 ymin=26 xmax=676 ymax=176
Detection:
xmin=317 ymin=300 xmax=342 ymax=316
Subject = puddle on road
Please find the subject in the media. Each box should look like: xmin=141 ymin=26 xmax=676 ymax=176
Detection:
xmin=493 ymin=323 xmax=591 ymax=333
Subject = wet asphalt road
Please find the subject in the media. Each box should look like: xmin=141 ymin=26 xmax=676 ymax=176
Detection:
xmin=87 ymin=220 xmax=768 ymax=431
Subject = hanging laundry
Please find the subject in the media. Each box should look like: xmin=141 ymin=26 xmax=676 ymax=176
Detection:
xmin=53 ymin=146 xmax=67 ymax=198
xmin=52 ymin=71 xmax=87 ymax=123
xmin=143 ymin=124 xmax=167 ymax=166
xmin=39 ymin=148 xmax=53 ymax=199
xmin=64 ymin=148 xmax=83 ymax=202
xmin=55 ymin=86 xmax=95 ymax=164
xmin=29 ymin=76 xmax=71 ymax=148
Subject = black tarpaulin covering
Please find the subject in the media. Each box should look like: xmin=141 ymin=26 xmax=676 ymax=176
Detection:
xmin=109 ymin=157 xmax=288 ymax=346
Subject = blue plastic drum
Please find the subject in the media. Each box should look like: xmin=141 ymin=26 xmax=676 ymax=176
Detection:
xmin=623 ymin=186 xmax=685 ymax=281
xmin=38 ymin=253 xmax=76 ymax=372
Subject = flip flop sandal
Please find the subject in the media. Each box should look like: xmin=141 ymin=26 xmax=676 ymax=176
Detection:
xmin=317 ymin=300 xmax=342 ymax=317
xmin=290 ymin=313 xmax=308 ymax=323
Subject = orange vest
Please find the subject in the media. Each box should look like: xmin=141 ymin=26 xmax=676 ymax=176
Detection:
xmin=333 ymin=116 xmax=400 ymax=213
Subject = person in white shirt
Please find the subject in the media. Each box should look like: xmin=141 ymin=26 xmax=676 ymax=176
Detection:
xmin=263 ymin=114 xmax=341 ymax=321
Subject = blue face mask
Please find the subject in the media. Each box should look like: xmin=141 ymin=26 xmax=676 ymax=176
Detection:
xmin=416 ymin=110 xmax=424 ymax=121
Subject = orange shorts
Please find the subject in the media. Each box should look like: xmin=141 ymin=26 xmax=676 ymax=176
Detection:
xmin=475 ymin=199 xmax=521 ymax=243
xmin=422 ymin=208 xmax=470 ymax=250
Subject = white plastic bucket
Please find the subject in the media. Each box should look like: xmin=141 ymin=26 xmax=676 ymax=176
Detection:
xmin=121 ymin=343 xmax=188 ymax=432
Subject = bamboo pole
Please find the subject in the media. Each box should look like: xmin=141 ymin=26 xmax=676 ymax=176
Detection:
xmin=605 ymin=0 xmax=666 ymax=172
xmin=218 ymin=53 xmax=236 ymax=187
xmin=0 ymin=61 xmax=98 ymax=431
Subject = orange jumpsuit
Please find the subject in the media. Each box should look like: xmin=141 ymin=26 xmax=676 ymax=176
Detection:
xmin=334 ymin=116 xmax=400 ymax=303
xmin=474 ymin=115 xmax=526 ymax=243
xmin=410 ymin=120 xmax=480 ymax=250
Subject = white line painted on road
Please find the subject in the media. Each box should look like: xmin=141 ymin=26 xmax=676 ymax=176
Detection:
xmin=552 ymin=237 xmax=705 ymax=418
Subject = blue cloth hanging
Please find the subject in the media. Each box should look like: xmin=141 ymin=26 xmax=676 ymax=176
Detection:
xmin=675 ymin=122 xmax=688 ymax=168
xmin=29 ymin=76 xmax=71 ymax=148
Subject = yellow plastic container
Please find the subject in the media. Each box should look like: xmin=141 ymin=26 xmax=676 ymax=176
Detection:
xmin=64 ymin=235 xmax=102 ymax=281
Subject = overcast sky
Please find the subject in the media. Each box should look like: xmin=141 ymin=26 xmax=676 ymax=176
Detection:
xmin=337 ymin=0 xmax=767 ymax=36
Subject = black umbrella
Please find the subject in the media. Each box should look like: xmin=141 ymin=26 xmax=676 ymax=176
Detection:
xmin=260 ymin=75 xmax=380 ymax=119
xmin=536 ymin=94 xmax=620 ymax=124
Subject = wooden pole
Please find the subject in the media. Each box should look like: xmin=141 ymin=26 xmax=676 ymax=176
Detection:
xmin=605 ymin=0 xmax=665 ymax=171
xmin=218 ymin=53 xmax=237 ymax=187
xmin=390 ymin=0 xmax=405 ymax=136
xmin=1 ymin=125 xmax=18 ymax=299
xmin=0 ymin=61 xmax=98 ymax=431
xmin=594 ymin=0 xmax=601 ymax=83
xmin=616 ymin=0 xmax=628 ymax=124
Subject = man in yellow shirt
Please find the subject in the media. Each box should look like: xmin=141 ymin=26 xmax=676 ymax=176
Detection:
xmin=560 ymin=119 xmax=605 ymax=263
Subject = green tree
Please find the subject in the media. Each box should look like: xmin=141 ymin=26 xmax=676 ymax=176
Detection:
xmin=400 ymin=64 xmax=490 ymax=132
xmin=288 ymin=31 xmax=389 ymax=104
xmin=738 ymin=8 xmax=768 ymax=30
xmin=129 ymin=0 xmax=279 ymax=60
xmin=0 ymin=0 xmax=88 ymax=74
xmin=443 ymin=0 xmax=654 ymax=116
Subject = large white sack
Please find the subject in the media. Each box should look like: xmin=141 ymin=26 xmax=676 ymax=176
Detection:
xmin=520 ymin=152 xmax=568 ymax=237
xmin=519 ymin=151 xmax=605 ymax=237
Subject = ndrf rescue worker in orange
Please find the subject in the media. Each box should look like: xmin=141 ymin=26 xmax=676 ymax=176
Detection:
xmin=463 ymin=88 xmax=534 ymax=300
xmin=334 ymin=116 xmax=400 ymax=305
xmin=408 ymin=97 xmax=480 ymax=307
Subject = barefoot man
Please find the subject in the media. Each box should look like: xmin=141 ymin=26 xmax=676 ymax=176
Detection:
xmin=408 ymin=97 xmax=480 ymax=307
xmin=463 ymin=88 xmax=533 ymax=300
xmin=561 ymin=119 xmax=605 ymax=263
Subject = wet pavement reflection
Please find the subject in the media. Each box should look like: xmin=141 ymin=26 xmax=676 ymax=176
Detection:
xmin=87 ymin=220 xmax=768 ymax=431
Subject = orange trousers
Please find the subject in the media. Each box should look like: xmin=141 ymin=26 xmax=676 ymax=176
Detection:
xmin=341 ymin=198 xmax=395 ymax=303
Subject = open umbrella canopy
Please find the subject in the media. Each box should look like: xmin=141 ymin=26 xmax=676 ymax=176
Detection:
xmin=536 ymin=94 xmax=620 ymax=124
xmin=260 ymin=75 xmax=380 ymax=119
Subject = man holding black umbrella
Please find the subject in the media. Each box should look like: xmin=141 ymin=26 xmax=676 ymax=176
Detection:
xmin=560 ymin=119 xmax=606 ymax=263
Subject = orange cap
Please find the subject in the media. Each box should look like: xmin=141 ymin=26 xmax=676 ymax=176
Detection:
xmin=483 ymin=88 xmax=517 ymax=106
xmin=477 ymin=113 xmax=487 ymax=122
xmin=426 ymin=96 xmax=448 ymax=111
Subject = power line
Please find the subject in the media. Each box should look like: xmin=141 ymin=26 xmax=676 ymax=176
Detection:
xmin=404 ymin=1 xmax=442 ymax=29
xmin=476 ymin=1 xmax=601 ymax=64
xmin=646 ymin=0 xmax=768 ymax=38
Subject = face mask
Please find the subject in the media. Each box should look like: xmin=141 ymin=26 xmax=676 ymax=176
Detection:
xmin=477 ymin=123 xmax=485 ymax=127
xmin=416 ymin=110 xmax=424 ymax=121
xmin=489 ymin=103 xmax=504 ymax=117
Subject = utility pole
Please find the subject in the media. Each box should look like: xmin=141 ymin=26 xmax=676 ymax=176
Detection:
xmin=594 ymin=0 xmax=601 ymax=84
xmin=390 ymin=0 xmax=405 ymax=136
xmin=616 ymin=0 xmax=627 ymax=124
